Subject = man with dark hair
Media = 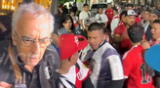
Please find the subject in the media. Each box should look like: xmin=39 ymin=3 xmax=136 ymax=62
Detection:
xmin=84 ymin=22 xmax=125 ymax=88
xmin=141 ymin=9 xmax=150 ymax=33
xmin=145 ymin=9 xmax=160 ymax=41
xmin=95 ymin=7 xmax=108 ymax=26
xmin=151 ymin=19 xmax=160 ymax=45
xmin=105 ymin=3 xmax=114 ymax=26
xmin=57 ymin=33 xmax=93 ymax=88
xmin=127 ymin=24 xmax=144 ymax=43
xmin=113 ymin=9 xmax=137 ymax=56
xmin=150 ymin=19 xmax=160 ymax=88
xmin=122 ymin=24 xmax=155 ymax=88
xmin=79 ymin=3 xmax=91 ymax=31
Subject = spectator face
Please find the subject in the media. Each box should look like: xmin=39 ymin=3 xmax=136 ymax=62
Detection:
xmin=151 ymin=23 xmax=160 ymax=40
xmin=141 ymin=11 xmax=150 ymax=21
xmin=12 ymin=13 xmax=51 ymax=68
xmin=108 ymin=4 xmax=112 ymax=9
xmin=88 ymin=30 xmax=105 ymax=50
xmin=63 ymin=19 xmax=72 ymax=30
xmin=84 ymin=6 xmax=89 ymax=12
xmin=125 ymin=15 xmax=136 ymax=26
xmin=150 ymin=13 xmax=158 ymax=22
xmin=98 ymin=8 xmax=103 ymax=14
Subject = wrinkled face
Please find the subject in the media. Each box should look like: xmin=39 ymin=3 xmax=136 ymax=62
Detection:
xmin=88 ymin=30 xmax=105 ymax=50
xmin=12 ymin=13 xmax=51 ymax=67
xmin=151 ymin=23 xmax=160 ymax=40
xmin=63 ymin=20 xmax=72 ymax=30
xmin=125 ymin=15 xmax=136 ymax=26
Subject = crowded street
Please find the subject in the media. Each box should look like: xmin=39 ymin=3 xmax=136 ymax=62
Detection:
xmin=0 ymin=0 xmax=160 ymax=88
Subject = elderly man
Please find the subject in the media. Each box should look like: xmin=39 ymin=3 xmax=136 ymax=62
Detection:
xmin=0 ymin=3 xmax=59 ymax=88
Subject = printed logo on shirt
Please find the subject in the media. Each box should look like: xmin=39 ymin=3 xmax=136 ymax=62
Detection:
xmin=140 ymin=64 xmax=152 ymax=84
xmin=76 ymin=71 xmax=83 ymax=80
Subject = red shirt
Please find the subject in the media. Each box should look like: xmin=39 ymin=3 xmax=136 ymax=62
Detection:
xmin=114 ymin=21 xmax=132 ymax=55
xmin=105 ymin=8 xmax=114 ymax=22
xmin=135 ymin=17 xmax=141 ymax=23
xmin=123 ymin=45 xmax=155 ymax=88
xmin=114 ymin=21 xmax=126 ymax=35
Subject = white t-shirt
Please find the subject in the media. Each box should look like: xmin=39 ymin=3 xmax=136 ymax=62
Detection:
xmin=79 ymin=10 xmax=90 ymax=21
xmin=95 ymin=13 xmax=108 ymax=24
xmin=111 ymin=15 xmax=120 ymax=35
xmin=79 ymin=10 xmax=91 ymax=28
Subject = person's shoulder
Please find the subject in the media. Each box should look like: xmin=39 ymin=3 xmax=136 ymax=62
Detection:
xmin=79 ymin=11 xmax=84 ymax=15
xmin=0 ymin=40 xmax=9 ymax=52
xmin=45 ymin=45 xmax=59 ymax=58
xmin=123 ymin=45 xmax=141 ymax=60
xmin=58 ymin=28 xmax=67 ymax=35
xmin=0 ymin=40 xmax=9 ymax=65
xmin=101 ymin=42 xmax=119 ymax=57
xmin=95 ymin=14 xmax=99 ymax=17
xmin=44 ymin=45 xmax=60 ymax=69
xmin=79 ymin=11 xmax=88 ymax=16
xmin=0 ymin=66 xmax=14 ymax=84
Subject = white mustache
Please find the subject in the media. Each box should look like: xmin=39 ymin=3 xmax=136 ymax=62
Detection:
xmin=29 ymin=55 xmax=39 ymax=59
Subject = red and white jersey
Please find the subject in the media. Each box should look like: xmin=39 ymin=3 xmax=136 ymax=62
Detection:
xmin=59 ymin=59 xmax=90 ymax=88
xmin=122 ymin=45 xmax=155 ymax=88
xmin=114 ymin=21 xmax=132 ymax=55
xmin=111 ymin=15 xmax=120 ymax=35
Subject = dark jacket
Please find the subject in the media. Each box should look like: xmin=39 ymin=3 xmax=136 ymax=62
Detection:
xmin=0 ymin=40 xmax=60 ymax=88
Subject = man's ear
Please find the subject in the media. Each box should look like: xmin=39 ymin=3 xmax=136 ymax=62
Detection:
xmin=11 ymin=33 xmax=17 ymax=46
xmin=103 ymin=34 xmax=106 ymax=40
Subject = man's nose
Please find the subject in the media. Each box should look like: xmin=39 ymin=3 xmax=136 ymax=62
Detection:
xmin=89 ymin=38 xmax=95 ymax=44
xmin=32 ymin=41 xmax=40 ymax=53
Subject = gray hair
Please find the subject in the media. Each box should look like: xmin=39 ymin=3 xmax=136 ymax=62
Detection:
xmin=12 ymin=2 xmax=54 ymax=35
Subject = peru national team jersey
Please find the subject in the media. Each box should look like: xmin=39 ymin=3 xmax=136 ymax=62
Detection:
xmin=59 ymin=59 xmax=90 ymax=88
xmin=122 ymin=45 xmax=155 ymax=88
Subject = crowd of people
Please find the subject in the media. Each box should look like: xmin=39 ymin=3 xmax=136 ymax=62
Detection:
xmin=0 ymin=1 xmax=160 ymax=88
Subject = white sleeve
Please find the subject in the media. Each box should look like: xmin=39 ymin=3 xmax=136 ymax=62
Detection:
xmin=77 ymin=59 xmax=90 ymax=80
xmin=111 ymin=18 xmax=120 ymax=35
xmin=107 ymin=55 xmax=124 ymax=80
xmin=102 ymin=14 xmax=108 ymax=23
xmin=79 ymin=12 xmax=84 ymax=20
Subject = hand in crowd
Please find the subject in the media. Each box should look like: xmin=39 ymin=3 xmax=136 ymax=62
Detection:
xmin=0 ymin=23 xmax=7 ymax=32
xmin=0 ymin=82 xmax=12 ymax=88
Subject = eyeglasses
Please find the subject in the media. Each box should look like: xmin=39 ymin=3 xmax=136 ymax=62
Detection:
xmin=15 ymin=32 xmax=52 ymax=47
xmin=21 ymin=37 xmax=51 ymax=47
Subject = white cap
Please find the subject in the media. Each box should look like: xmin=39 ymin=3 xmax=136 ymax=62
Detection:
xmin=127 ymin=10 xmax=137 ymax=16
